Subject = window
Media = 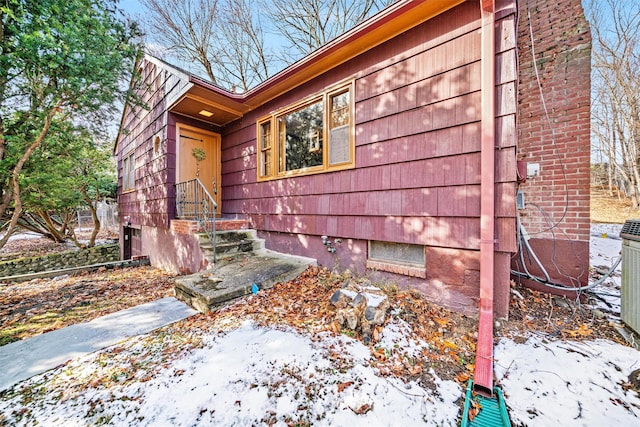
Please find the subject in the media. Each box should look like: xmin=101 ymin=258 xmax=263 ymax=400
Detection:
xmin=367 ymin=241 xmax=427 ymax=278
xmin=278 ymin=99 xmax=324 ymax=172
xmin=369 ymin=241 xmax=425 ymax=266
xmin=122 ymin=151 xmax=135 ymax=191
xmin=259 ymin=121 xmax=272 ymax=177
xmin=258 ymin=82 xmax=354 ymax=180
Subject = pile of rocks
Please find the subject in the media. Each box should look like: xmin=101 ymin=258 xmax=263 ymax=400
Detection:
xmin=330 ymin=279 xmax=390 ymax=344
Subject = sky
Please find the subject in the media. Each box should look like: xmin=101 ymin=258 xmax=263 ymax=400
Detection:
xmin=119 ymin=0 xmax=144 ymax=17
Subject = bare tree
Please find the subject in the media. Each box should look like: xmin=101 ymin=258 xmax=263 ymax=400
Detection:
xmin=141 ymin=0 xmax=272 ymax=90
xmin=589 ymin=0 xmax=640 ymax=206
xmin=266 ymin=0 xmax=393 ymax=58
xmin=216 ymin=0 xmax=272 ymax=90
xmin=140 ymin=0 xmax=395 ymax=89
xmin=141 ymin=0 xmax=220 ymax=84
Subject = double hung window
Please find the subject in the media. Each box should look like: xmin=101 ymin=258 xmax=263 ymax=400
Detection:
xmin=122 ymin=151 xmax=135 ymax=191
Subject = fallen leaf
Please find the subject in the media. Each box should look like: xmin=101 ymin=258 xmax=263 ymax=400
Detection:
xmin=351 ymin=403 xmax=373 ymax=415
xmin=433 ymin=317 xmax=449 ymax=327
xmin=372 ymin=348 xmax=387 ymax=361
xmin=443 ymin=340 xmax=458 ymax=351
xmin=372 ymin=326 xmax=380 ymax=342
xmin=468 ymin=398 xmax=482 ymax=421
xmin=455 ymin=372 xmax=470 ymax=383
xmin=337 ymin=381 xmax=354 ymax=392
xmin=566 ymin=324 xmax=593 ymax=338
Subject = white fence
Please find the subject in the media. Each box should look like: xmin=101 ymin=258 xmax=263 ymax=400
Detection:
xmin=77 ymin=201 xmax=118 ymax=231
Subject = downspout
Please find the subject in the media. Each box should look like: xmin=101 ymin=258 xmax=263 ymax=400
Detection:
xmin=473 ymin=0 xmax=496 ymax=396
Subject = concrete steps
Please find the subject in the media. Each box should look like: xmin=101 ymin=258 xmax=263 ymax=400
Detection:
xmin=174 ymin=251 xmax=316 ymax=313
xmin=174 ymin=222 xmax=316 ymax=313
xmin=196 ymin=229 xmax=265 ymax=265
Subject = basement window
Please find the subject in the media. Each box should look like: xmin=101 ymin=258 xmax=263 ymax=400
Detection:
xmin=367 ymin=241 xmax=426 ymax=278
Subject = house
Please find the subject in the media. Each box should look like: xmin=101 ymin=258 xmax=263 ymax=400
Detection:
xmin=114 ymin=0 xmax=591 ymax=319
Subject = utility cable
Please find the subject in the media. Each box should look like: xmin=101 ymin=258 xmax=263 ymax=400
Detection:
xmin=523 ymin=0 xmax=571 ymax=234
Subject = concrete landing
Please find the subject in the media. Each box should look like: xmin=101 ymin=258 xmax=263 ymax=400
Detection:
xmin=175 ymin=250 xmax=316 ymax=313
xmin=0 ymin=297 xmax=197 ymax=391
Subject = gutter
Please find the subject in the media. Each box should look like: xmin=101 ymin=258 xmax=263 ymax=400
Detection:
xmin=474 ymin=0 xmax=496 ymax=396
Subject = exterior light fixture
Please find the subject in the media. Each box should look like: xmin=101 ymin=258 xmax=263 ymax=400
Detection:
xmin=198 ymin=109 xmax=214 ymax=117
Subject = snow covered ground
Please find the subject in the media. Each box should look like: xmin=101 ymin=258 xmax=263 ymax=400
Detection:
xmin=0 ymin=224 xmax=639 ymax=426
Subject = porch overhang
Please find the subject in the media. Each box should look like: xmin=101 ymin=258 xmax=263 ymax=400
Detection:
xmin=169 ymin=85 xmax=246 ymax=127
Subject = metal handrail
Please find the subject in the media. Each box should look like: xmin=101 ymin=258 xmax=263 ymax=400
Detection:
xmin=175 ymin=178 xmax=218 ymax=262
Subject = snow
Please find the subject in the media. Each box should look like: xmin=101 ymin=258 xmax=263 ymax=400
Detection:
xmin=496 ymin=336 xmax=640 ymax=425
xmin=0 ymin=322 xmax=460 ymax=426
xmin=377 ymin=316 xmax=430 ymax=358
xmin=589 ymin=223 xmax=623 ymax=314
xmin=1 ymin=224 xmax=639 ymax=426
xmin=6 ymin=232 xmax=42 ymax=241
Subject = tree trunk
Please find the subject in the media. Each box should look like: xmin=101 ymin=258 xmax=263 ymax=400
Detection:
xmin=82 ymin=189 xmax=101 ymax=248
xmin=37 ymin=209 xmax=67 ymax=243
xmin=0 ymin=105 xmax=63 ymax=249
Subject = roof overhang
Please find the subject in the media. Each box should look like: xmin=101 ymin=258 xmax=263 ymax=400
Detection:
xmin=168 ymin=84 xmax=246 ymax=127
xmin=169 ymin=0 xmax=464 ymax=124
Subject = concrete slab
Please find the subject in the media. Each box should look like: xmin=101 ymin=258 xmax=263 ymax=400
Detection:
xmin=175 ymin=250 xmax=316 ymax=313
xmin=0 ymin=297 xmax=197 ymax=391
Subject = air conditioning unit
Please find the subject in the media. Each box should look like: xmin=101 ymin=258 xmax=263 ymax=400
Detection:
xmin=620 ymin=219 xmax=640 ymax=335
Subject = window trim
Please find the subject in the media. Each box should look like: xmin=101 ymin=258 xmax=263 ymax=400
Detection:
xmin=122 ymin=150 xmax=135 ymax=192
xmin=257 ymin=80 xmax=355 ymax=181
xmin=366 ymin=240 xmax=427 ymax=279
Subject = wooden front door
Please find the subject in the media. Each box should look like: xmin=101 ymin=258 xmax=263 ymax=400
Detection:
xmin=177 ymin=125 xmax=221 ymax=214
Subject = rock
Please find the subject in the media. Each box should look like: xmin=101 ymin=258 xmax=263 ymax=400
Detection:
xmin=553 ymin=296 xmax=570 ymax=309
xmin=364 ymin=297 xmax=390 ymax=325
xmin=629 ymin=368 xmax=640 ymax=394
xmin=336 ymin=308 xmax=359 ymax=330
xmin=330 ymin=281 xmax=390 ymax=342
xmin=330 ymin=289 xmax=357 ymax=309
xmin=351 ymin=293 xmax=367 ymax=309
xmin=359 ymin=278 xmax=372 ymax=288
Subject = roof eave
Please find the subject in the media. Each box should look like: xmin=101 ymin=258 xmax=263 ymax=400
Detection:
xmin=187 ymin=0 xmax=464 ymax=114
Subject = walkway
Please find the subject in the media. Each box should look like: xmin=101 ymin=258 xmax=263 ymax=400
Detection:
xmin=0 ymin=297 xmax=197 ymax=391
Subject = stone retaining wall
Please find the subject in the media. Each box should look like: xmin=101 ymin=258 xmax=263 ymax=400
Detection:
xmin=0 ymin=244 xmax=120 ymax=277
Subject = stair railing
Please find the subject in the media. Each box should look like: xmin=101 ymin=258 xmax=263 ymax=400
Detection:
xmin=175 ymin=178 xmax=217 ymax=262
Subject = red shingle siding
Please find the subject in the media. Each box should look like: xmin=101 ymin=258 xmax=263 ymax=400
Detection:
xmin=515 ymin=0 xmax=591 ymax=287
xmin=219 ymin=2 xmax=519 ymax=316
xmin=116 ymin=61 xmax=221 ymax=234
xmin=223 ymin=3 xmax=486 ymax=248
xmin=116 ymin=59 xmax=173 ymax=230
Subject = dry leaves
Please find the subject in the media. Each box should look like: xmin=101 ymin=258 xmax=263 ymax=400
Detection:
xmin=506 ymin=283 xmax=623 ymax=344
xmin=565 ymin=324 xmax=593 ymax=338
xmin=220 ymin=266 xmax=345 ymax=333
xmin=350 ymin=403 xmax=372 ymax=415
xmin=0 ymin=266 xmax=176 ymax=345
xmin=337 ymin=381 xmax=354 ymax=393
xmin=468 ymin=398 xmax=482 ymax=421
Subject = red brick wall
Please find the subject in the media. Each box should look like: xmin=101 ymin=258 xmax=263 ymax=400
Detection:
xmin=515 ymin=0 xmax=591 ymax=288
